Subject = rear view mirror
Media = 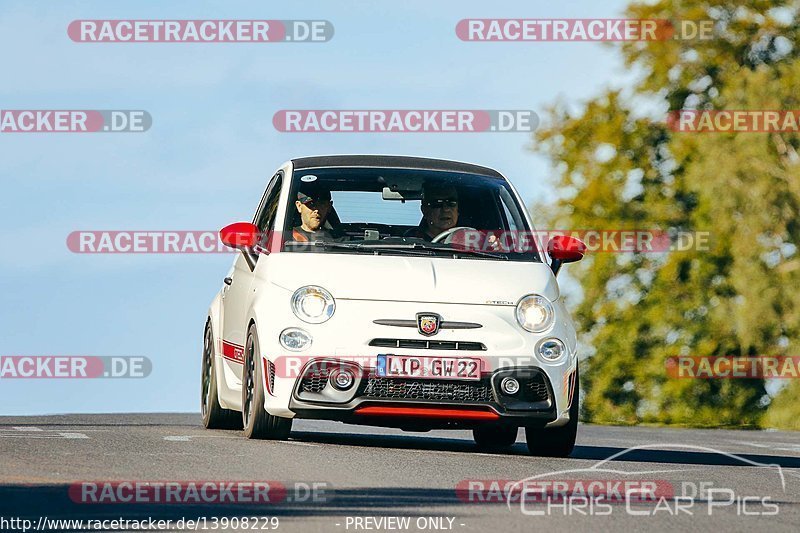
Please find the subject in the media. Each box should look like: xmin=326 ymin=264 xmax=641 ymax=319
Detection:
xmin=382 ymin=187 xmax=422 ymax=201
xmin=220 ymin=222 xmax=260 ymax=250
xmin=547 ymin=235 xmax=586 ymax=276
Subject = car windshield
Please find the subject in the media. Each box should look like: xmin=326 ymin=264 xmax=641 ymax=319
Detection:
xmin=282 ymin=167 xmax=541 ymax=262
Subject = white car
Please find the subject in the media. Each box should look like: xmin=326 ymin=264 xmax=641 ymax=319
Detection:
xmin=202 ymin=155 xmax=586 ymax=456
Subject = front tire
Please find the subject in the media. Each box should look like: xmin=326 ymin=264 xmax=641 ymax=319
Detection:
xmin=525 ymin=368 xmax=579 ymax=457
xmin=472 ymin=425 xmax=518 ymax=449
xmin=242 ymin=324 xmax=292 ymax=440
xmin=201 ymin=323 xmax=241 ymax=429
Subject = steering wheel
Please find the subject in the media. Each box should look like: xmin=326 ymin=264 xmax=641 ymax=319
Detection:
xmin=431 ymin=226 xmax=477 ymax=244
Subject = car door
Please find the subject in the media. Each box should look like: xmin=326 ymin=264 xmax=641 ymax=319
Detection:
xmin=220 ymin=171 xmax=283 ymax=364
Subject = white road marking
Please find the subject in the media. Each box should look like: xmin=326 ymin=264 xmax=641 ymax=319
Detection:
xmin=281 ymin=440 xmax=319 ymax=447
xmin=58 ymin=432 xmax=89 ymax=439
xmin=0 ymin=434 xmax=76 ymax=438
xmin=162 ymin=434 xmax=244 ymax=441
xmin=0 ymin=427 xmax=89 ymax=439
xmin=733 ymin=440 xmax=800 ymax=453
xmin=162 ymin=435 xmax=319 ymax=444
xmin=0 ymin=433 xmax=89 ymax=439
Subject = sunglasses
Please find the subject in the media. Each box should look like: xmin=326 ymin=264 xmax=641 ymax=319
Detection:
xmin=424 ymin=199 xmax=458 ymax=209
xmin=300 ymin=198 xmax=331 ymax=209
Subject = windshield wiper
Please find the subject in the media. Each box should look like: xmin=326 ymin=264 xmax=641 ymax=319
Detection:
xmin=293 ymin=240 xmax=362 ymax=249
xmin=451 ymin=248 xmax=509 ymax=260
xmin=360 ymin=242 xmax=509 ymax=260
xmin=288 ymin=240 xmax=437 ymax=256
xmin=290 ymin=240 xmax=508 ymax=260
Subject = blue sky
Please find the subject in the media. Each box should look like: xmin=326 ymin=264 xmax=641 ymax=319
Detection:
xmin=0 ymin=0 xmax=631 ymax=414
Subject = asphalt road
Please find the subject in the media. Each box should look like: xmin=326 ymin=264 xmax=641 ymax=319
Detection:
xmin=0 ymin=414 xmax=799 ymax=532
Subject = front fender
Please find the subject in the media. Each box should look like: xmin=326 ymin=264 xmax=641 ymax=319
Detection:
xmin=247 ymin=283 xmax=297 ymax=418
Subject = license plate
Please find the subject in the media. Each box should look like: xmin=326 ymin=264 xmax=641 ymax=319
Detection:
xmin=376 ymin=355 xmax=481 ymax=381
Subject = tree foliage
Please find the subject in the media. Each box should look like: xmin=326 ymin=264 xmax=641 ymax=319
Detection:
xmin=533 ymin=1 xmax=800 ymax=427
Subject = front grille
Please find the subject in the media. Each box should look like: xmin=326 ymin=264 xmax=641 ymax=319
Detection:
xmin=523 ymin=373 xmax=549 ymax=402
xmin=300 ymin=370 xmax=329 ymax=393
xmin=362 ymin=377 xmax=494 ymax=402
xmin=369 ymin=338 xmax=486 ymax=351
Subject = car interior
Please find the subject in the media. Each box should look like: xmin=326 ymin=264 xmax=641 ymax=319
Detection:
xmin=286 ymin=180 xmax=512 ymax=243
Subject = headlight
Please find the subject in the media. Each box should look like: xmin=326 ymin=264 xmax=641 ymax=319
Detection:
xmin=279 ymin=328 xmax=312 ymax=351
xmin=537 ymin=338 xmax=566 ymax=362
xmin=291 ymin=286 xmax=335 ymax=324
xmin=515 ymin=294 xmax=554 ymax=333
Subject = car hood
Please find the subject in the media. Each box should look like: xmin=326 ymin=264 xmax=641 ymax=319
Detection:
xmin=265 ymin=252 xmax=559 ymax=304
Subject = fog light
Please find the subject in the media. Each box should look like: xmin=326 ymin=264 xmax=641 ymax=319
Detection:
xmin=538 ymin=338 xmax=566 ymax=361
xmin=330 ymin=368 xmax=355 ymax=390
xmin=279 ymin=328 xmax=312 ymax=351
xmin=500 ymin=377 xmax=520 ymax=395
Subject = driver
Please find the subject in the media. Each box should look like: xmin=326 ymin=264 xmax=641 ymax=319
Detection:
xmin=406 ymin=183 xmax=459 ymax=241
xmin=292 ymin=187 xmax=341 ymax=242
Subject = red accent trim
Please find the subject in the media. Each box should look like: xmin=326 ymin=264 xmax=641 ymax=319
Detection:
xmin=221 ymin=340 xmax=244 ymax=364
xmin=354 ymin=406 xmax=500 ymax=420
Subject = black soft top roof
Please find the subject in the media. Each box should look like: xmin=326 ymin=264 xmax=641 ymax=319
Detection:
xmin=291 ymin=155 xmax=503 ymax=178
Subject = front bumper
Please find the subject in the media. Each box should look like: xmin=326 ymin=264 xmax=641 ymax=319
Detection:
xmin=286 ymin=363 xmax=561 ymax=430
xmin=252 ymin=297 xmax=578 ymax=428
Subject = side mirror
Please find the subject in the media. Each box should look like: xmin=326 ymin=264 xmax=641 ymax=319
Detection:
xmin=547 ymin=235 xmax=586 ymax=276
xmin=220 ymin=222 xmax=260 ymax=250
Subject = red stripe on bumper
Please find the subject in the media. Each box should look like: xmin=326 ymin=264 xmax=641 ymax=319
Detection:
xmin=355 ymin=406 xmax=500 ymax=420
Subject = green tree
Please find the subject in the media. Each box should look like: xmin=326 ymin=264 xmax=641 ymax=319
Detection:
xmin=533 ymin=1 xmax=800 ymax=427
